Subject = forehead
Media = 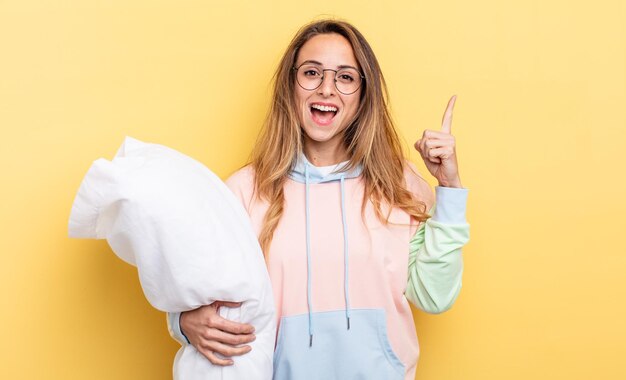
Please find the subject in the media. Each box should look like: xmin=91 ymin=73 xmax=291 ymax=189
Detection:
xmin=296 ymin=33 xmax=358 ymax=69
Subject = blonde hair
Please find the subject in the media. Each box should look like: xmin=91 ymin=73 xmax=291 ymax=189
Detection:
xmin=250 ymin=19 xmax=430 ymax=253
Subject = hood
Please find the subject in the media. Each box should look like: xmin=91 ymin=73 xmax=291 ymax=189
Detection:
xmin=288 ymin=154 xmax=363 ymax=184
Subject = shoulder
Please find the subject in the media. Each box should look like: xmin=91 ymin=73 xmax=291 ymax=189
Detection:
xmin=403 ymin=161 xmax=435 ymax=210
xmin=225 ymin=165 xmax=257 ymax=211
xmin=225 ymin=165 xmax=255 ymax=191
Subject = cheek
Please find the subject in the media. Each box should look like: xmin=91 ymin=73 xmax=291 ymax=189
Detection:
xmin=294 ymin=86 xmax=308 ymax=104
xmin=344 ymin=96 xmax=361 ymax=119
xmin=294 ymin=90 xmax=310 ymax=112
xmin=292 ymin=92 xmax=306 ymax=124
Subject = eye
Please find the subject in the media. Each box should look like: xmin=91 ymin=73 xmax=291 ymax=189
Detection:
xmin=302 ymin=67 xmax=322 ymax=77
xmin=336 ymin=70 xmax=356 ymax=83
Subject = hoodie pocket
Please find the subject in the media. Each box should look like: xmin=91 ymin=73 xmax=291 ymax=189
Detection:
xmin=273 ymin=309 xmax=404 ymax=380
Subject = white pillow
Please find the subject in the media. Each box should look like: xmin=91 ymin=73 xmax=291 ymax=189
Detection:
xmin=68 ymin=136 xmax=274 ymax=380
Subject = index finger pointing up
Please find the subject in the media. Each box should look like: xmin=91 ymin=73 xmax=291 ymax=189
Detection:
xmin=441 ymin=95 xmax=457 ymax=134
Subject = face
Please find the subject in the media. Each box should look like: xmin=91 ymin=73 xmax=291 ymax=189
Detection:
xmin=293 ymin=33 xmax=362 ymax=161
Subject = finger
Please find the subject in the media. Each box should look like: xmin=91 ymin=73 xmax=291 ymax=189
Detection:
xmin=441 ymin=95 xmax=457 ymax=134
xmin=205 ymin=340 xmax=253 ymax=357
xmin=419 ymin=138 xmax=427 ymax=158
xmin=215 ymin=301 xmax=243 ymax=309
xmin=424 ymin=138 xmax=454 ymax=150
xmin=428 ymin=147 xmax=455 ymax=160
xmin=210 ymin=314 xmax=255 ymax=335
xmin=201 ymin=349 xmax=234 ymax=366
xmin=415 ymin=139 xmax=428 ymax=157
xmin=208 ymin=328 xmax=256 ymax=346
xmin=423 ymin=129 xmax=456 ymax=140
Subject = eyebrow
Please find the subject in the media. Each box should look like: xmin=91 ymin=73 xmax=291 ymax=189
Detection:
xmin=298 ymin=59 xmax=360 ymax=71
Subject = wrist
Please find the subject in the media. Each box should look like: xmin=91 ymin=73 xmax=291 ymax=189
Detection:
xmin=438 ymin=178 xmax=462 ymax=188
xmin=179 ymin=312 xmax=190 ymax=344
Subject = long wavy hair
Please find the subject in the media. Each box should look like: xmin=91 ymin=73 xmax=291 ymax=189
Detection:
xmin=250 ymin=19 xmax=430 ymax=253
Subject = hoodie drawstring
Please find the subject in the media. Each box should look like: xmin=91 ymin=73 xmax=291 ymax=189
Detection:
xmin=304 ymin=164 xmax=314 ymax=347
xmin=303 ymin=163 xmax=352 ymax=347
xmin=340 ymin=174 xmax=351 ymax=330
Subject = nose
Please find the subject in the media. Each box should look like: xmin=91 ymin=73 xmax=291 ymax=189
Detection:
xmin=317 ymin=70 xmax=337 ymax=97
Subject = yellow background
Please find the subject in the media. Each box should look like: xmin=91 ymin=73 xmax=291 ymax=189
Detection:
xmin=1 ymin=0 xmax=624 ymax=379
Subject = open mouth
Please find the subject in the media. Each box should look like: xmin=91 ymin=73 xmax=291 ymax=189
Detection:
xmin=310 ymin=103 xmax=338 ymax=126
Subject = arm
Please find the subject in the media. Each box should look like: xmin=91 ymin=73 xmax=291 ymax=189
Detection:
xmin=167 ymin=312 xmax=190 ymax=345
xmin=405 ymin=186 xmax=469 ymax=314
xmin=165 ymin=302 xmax=256 ymax=366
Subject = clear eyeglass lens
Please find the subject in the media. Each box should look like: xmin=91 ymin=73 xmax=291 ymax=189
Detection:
xmin=296 ymin=65 xmax=362 ymax=94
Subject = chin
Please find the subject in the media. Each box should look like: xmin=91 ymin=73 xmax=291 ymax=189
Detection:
xmin=302 ymin=123 xmax=341 ymax=143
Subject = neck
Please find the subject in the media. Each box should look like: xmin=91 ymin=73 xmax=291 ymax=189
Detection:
xmin=303 ymin=139 xmax=348 ymax=167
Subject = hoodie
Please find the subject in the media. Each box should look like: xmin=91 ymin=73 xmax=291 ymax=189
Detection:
xmin=169 ymin=155 xmax=469 ymax=380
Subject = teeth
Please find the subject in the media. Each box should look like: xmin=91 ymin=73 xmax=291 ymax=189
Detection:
xmin=311 ymin=104 xmax=338 ymax=112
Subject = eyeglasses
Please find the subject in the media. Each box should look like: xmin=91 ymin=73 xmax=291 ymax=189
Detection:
xmin=293 ymin=63 xmax=364 ymax=95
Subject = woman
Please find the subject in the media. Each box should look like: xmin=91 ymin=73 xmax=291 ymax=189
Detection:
xmin=168 ymin=19 xmax=469 ymax=380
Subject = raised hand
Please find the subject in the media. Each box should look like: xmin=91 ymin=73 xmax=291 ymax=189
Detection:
xmin=414 ymin=95 xmax=462 ymax=188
